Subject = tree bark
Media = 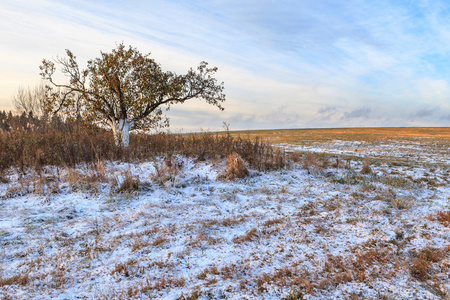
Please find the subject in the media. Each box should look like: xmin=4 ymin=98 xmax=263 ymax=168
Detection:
xmin=109 ymin=118 xmax=134 ymax=148
xmin=119 ymin=118 xmax=133 ymax=148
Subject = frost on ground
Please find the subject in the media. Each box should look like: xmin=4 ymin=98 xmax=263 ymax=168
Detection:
xmin=1 ymin=144 xmax=449 ymax=299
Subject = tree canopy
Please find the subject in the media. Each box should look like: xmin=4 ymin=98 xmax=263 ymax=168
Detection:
xmin=40 ymin=43 xmax=225 ymax=146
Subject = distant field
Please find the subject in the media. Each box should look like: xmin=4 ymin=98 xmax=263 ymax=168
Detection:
xmin=225 ymin=127 xmax=450 ymax=145
xmin=221 ymin=127 xmax=450 ymax=168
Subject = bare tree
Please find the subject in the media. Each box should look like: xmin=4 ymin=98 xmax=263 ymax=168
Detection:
xmin=12 ymin=84 xmax=47 ymax=118
xmin=40 ymin=43 xmax=226 ymax=147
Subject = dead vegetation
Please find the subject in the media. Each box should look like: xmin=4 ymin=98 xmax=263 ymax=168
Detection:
xmin=116 ymin=170 xmax=140 ymax=193
xmin=217 ymin=152 xmax=249 ymax=181
xmin=225 ymin=127 xmax=450 ymax=146
xmin=1 ymin=126 xmax=450 ymax=299
xmin=360 ymin=159 xmax=372 ymax=174
xmin=0 ymin=115 xmax=288 ymax=175
xmin=428 ymin=211 xmax=450 ymax=227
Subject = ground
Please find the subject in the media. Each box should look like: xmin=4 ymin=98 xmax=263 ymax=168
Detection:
xmin=1 ymin=128 xmax=449 ymax=299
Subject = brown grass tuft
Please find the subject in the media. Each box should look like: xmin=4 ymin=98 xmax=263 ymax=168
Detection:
xmin=360 ymin=159 xmax=372 ymax=174
xmin=0 ymin=273 xmax=29 ymax=287
xmin=233 ymin=227 xmax=258 ymax=243
xmin=221 ymin=215 xmax=246 ymax=226
xmin=302 ymin=152 xmax=331 ymax=175
xmin=152 ymin=236 xmax=169 ymax=247
xmin=111 ymin=259 xmax=138 ymax=277
xmin=428 ymin=211 xmax=450 ymax=227
xmin=117 ymin=170 xmax=139 ymax=193
xmin=391 ymin=196 xmax=414 ymax=210
xmin=410 ymin=247 xmax=444 ymax=281
xmin=217 ymin=152 xmax=249 ymax=181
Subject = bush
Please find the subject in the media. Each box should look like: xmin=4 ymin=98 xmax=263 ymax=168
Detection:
xmin=217 ymin=152 xmax=249 ymax=181
xmin=360 ymin=159 xmax=372 ymax=174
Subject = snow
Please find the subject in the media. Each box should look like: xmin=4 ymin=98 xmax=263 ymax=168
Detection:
xmin=281 ymin=138 xmax=450 ymax=165
xmin=1 ymin=142 xmax=449 ymax=299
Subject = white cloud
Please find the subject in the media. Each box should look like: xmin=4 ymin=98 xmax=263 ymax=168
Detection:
xmin=1 ymin=0 xmax=450 ymax=128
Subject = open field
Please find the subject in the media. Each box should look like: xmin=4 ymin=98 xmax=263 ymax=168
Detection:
xmin=1 ymin=127 xmax=449 ymax=299
xmin=228 ymin=127 xmax=450 ymax=166
xmin=226 ymin=127 xmax=450 ymax=143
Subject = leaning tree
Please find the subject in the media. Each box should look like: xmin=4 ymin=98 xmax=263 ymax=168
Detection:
xmin=40 ymin=43 xmax=225 ymax=147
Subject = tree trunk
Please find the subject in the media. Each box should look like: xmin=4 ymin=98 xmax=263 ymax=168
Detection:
xmin=109 ymin=118 xmax=134 ymax=148
xmin=119 ymin=118 xmax=133 ymax=148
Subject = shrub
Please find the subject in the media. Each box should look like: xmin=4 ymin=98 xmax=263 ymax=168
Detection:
xmin=360 ymin=159 xmax=372 ymax=174
xmin=217 ymin=152 xmax=249 ymax=181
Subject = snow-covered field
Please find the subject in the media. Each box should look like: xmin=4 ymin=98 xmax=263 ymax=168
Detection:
xmin=282 ymin=138 xmax=450 ymax=165
xmin=1 ymin=138 xmax=449 ymax=299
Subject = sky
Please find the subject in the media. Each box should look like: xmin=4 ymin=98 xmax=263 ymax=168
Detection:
xmin=1 ymin=0 xmax=450 ymax=131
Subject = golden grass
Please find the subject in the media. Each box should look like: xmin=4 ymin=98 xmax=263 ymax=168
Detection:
xmin=222 ymin=127 xmax=450 ymax=145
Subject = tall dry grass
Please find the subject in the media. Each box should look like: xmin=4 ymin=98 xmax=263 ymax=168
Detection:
xmin=0 ymin=118 xmax=287 ymax=173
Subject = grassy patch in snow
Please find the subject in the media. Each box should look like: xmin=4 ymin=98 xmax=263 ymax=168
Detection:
xmin=1 ymin=127 xmax=449 ymax=299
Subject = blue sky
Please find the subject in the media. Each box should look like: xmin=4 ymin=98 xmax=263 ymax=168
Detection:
xmin=1 ymin=0 xmax=450 ymax=130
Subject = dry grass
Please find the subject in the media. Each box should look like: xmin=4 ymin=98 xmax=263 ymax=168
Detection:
xmin=332 ymin=171 xmax=415 ymax=189
xmin=428 ymin=211 xmax=450 ymax=227
xmin=117 ymin=170 xmax=140 ymax=193
xmin=233 ymin=227 xmax=258 ymax=243
xmin=111 ymin=259 xmax=138 ymax=277
xmin=263 ymin=218 xmax=285 ymax=227
xmin=224 ymin=127 xmax=450 ymax=145
xmin=360 ymin=159 xmax=372 ymax=174
xmin=410 ymin=247 xmax=446 ymax=281
xmin=152 ymin=236 xmax=169 ymax=247
xmin=249 ymin=244 xmax=410 ymax=295
xmin=177 ymin=290 xmax=201 ymax=300
xmin=0 ymin=273 xmax=29 ymax=287
xmin=213 ymin=215 xmax=246 ymax=227
xmin=152 ymin=156 xmax=184 ymax=186
xmin=0 ymin=118 xmax=288 ymax=175
xmin=217 ymin=152 xmax=249 ymax=181
xmin=282 ymin=289 xmax=305 ymax=300
xmin=391 ymin=196 xmax=415 ymax=210
xmin=302 ymin=152 xmax=330 ymax=174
